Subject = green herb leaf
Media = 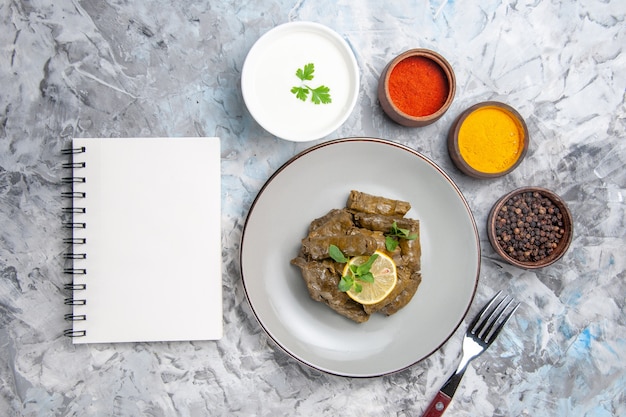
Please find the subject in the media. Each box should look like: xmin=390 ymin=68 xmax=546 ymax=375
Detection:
xmin=356 ymin=254 xmax=378 ymax=276
xmin=329 ymin=244 xmax=349 ymax=263
xmin=291 ymin=63 xmax=332 ymax=105
xmin=338 ymin=275 xmax=353 ymax=292
xmin=309 ymin=85 xmax=332 ymax=104
xmin=359 ymin=272 xmax=375 ymax=283
xmin=290 ymin=86 xmax=309 ymax=102
xmin=384 ymin=221 xmax=417 ymax=251
xmin=390 ymin=222 xmax=416 ymax=239
xmin=385 ymin=236 xmax=399 ymax=252
xmin=336 ymin=253 xmax=379 ymax=293
xmin=296 ymin=63 xmax=315 ymax=81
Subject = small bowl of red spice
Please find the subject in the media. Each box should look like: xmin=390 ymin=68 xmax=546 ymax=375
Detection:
xmin=487 ymin=187 xmax=573 ymax=269
xmin=378 ymin=49 xmax=456 ymax=127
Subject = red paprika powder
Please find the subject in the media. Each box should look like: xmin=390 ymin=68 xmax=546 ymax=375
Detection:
xmin=388 ymin=56 xmax=449 ymax=117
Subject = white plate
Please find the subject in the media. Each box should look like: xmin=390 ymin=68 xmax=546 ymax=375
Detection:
xmin=241 ymin=22 xmax=359 ymax=142
xmin=240 ymin=138 xmax=480 ymax=377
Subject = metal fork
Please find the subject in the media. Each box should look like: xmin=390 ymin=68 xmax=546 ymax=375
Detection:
xmin=421 ymin=291 xmax=520 ymax=417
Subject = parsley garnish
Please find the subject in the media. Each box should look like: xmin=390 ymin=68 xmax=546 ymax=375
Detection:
xmin=385 ymin=221 xmax=418 ymax=251
xmin=329 ymin=244 xmax=378 ymax=294
xmin=290 ymin=63 xmax=332 ymax=105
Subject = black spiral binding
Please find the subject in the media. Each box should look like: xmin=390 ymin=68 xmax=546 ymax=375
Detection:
xmin=62 ymin=145 xmax=88 ymax=338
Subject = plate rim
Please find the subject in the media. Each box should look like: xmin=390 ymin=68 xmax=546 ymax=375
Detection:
xmin=241 ymin=21 xmax=360 ymax=142
xmin=240 ymin=137 xmax=481 ymax=377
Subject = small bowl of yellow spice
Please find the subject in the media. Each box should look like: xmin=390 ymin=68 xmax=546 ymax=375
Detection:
xmin=447 ymin=101 xmax=529 ymax=178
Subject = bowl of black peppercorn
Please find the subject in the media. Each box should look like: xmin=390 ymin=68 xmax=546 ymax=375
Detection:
xmin=487 ymin=187 xmax=573 ymax=269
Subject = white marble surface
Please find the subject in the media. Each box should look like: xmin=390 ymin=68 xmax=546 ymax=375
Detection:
xmin=1 ymin=0 xmax=625 ymax=416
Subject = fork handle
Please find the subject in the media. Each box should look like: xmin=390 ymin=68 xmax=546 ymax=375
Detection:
xmin=421 ymin=370 xmax=464 ymax=417
xmin=421 ymin=391 xmax=452 ymax=417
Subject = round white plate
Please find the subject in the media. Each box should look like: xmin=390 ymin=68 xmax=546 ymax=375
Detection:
xmin=240 ymin=138 xmax=480 ymax=377
xmin=241 ymin=22 xmax=359 ymax=142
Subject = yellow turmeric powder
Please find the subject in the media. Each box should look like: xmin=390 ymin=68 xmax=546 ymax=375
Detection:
xmin=457 ymin=106 xmax=524 ymax=173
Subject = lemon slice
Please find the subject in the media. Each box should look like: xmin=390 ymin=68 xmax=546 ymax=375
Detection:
xmin=343 ymin=250 xmax=397 ymax=305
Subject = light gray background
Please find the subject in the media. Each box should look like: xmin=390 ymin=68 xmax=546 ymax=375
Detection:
xmin=1 ymin=1 xmax=624 ymax=416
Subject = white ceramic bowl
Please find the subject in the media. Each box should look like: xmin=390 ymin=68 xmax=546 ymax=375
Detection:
xmin=241 ymin=22 xmax=360 ymax=142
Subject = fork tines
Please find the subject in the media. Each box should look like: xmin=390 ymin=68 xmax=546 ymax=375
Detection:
xmin=470 ymin=291 xmax=520 ymax=344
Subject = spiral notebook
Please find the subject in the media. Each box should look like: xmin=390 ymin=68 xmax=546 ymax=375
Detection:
xmin=62 ymin=137 xmax=222 ymax=344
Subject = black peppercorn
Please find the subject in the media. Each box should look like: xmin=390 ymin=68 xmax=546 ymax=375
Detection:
xmin=493 ymin=191 xmax=565 ymax=263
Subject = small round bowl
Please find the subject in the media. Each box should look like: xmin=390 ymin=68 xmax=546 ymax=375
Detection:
xmin=448 ymin=101 xmax=529 ymax=178
xmin=241 ymin=22 xmax=360 ymax=141
xmin=487 ymin=187 xmax=573 ymax=269
xmin=378 ymin=49 xmax=456 ymax=127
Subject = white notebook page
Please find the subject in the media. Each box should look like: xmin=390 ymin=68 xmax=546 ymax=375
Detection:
xmin=68 ymin=137 xmax=222 ymax=343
